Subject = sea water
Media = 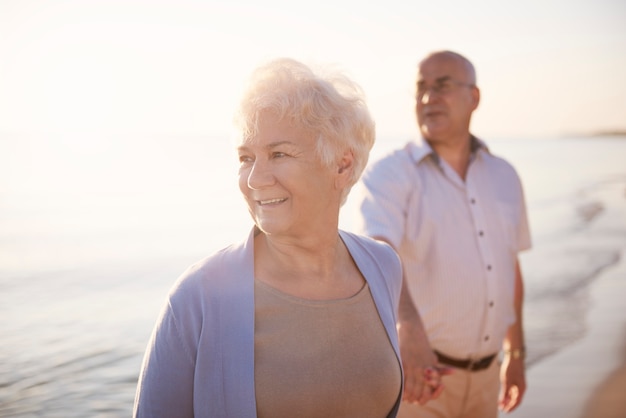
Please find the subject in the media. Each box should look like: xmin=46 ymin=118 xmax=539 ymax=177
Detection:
xmin=1 ymin=133 xmax=625 ymax=416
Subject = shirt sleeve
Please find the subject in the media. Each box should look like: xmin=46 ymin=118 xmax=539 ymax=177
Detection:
xmin=354 ymin=153 xmax=413 ymax=250
xmin=515 ymin=173 xmax=532 ymax=252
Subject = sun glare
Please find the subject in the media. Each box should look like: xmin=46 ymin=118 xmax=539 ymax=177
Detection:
xmin=1 ymin=0 xmax=625 ymax=138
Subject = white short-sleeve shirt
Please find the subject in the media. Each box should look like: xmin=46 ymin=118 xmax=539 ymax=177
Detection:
xmin=354 ymin=136 xmax=531 ymax=358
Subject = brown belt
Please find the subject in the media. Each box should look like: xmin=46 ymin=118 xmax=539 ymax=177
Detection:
xmin=435 ymin=350 xmax=497 ymax=371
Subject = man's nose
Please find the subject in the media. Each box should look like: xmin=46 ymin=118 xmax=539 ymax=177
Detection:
xmin=419 ymin=87 xmax=438 ymax=104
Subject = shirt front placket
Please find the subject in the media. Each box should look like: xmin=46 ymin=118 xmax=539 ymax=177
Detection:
xmin=438 ymin=153 xmax=498 ymax=356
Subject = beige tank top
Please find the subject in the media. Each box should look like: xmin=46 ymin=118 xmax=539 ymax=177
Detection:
xmin=254 ymin=280 xmax=401 ymax=418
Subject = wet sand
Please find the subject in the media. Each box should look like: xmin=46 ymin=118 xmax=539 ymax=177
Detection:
xmin=582 ymin=347 xmax=626 ymax=418
xmin=504 ymin=248 xmax=626 ymax=418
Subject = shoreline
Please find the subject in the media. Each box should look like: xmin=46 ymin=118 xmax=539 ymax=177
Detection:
xmin=503 ymin=247 xmax=626 ymax=418
xmin=582 ymin=330 xmax=626 ymax=418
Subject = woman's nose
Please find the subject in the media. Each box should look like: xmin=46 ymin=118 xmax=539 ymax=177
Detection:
xmin=246 ymin=160 xmax=274 ymax=190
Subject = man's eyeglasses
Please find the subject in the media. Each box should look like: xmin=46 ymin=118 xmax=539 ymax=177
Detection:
xmin=416 ymin=79 xmax=475 ymax=98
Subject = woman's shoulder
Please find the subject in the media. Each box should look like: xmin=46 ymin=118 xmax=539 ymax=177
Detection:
xmin=340 ymin=231 xmax=402 ymax=303
xmin=169 ymin=233 xmax=254 ymax=300
xmin=340 ymin=231 xmax=400 ymax=268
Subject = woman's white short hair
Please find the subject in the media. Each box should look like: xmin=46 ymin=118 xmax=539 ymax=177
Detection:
xmin=233 ymin=58 xmax=375 ymax=204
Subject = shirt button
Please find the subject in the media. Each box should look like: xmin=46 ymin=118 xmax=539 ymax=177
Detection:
xmin=484 ymin=335 xmax=490 ymax=341
xmin=489 ymin=301 xmax=494 ymax=307
xmin=479 ymin=230 xmax=484 ymax=236
xmin=487 ymin=265 xmax=492 ymax=271
xmin=470 ymin=198 xmax=476 ymax=204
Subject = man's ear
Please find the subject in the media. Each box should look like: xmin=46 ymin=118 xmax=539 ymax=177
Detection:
xmin=471 ymin=86 xmax=480 ymax=111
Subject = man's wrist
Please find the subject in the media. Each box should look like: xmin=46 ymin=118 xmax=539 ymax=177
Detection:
xmin=503 ymin=347 xmax=526 ymax=360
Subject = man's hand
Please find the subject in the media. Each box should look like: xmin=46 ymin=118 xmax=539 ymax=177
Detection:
xmin=398 ymin=321 xmax=452 ymax=404
xmin=498 ymin=354 xmax=526 ymax=412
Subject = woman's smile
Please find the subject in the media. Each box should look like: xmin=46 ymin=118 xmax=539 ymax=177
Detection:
xmin=257 ymin=197 xmax=288 ymax=206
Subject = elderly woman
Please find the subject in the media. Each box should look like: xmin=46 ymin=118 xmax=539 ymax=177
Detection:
xmin=133 ymin=58 xmax=403 ymax=418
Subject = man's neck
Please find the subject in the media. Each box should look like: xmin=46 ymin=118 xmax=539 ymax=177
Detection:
xmin=427 ymin=133 xmax=473 ymax=180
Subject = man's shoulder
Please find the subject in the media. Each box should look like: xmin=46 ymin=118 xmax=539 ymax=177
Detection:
xmin=480 ymin=149 xmax=521 ymax=179
xmin=367 ymin=141 xmax=423 ymax=174
xmin=472 ymin=137 xmax=520 ymax=175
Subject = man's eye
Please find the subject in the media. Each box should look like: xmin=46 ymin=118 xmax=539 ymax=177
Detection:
xmin=239 ymin=155 xmax=253 ymax=164
xmin=436 ymin=82 xmax=452 ymax=93
xmin=272 ymin=152 xmax=287 ymax=158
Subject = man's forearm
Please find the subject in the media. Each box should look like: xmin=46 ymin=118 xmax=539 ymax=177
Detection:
xmin=503 ymin=260 xmax=525 ymax=355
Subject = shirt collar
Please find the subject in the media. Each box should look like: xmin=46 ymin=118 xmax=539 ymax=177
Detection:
xmin=406 ymin=135 xmax=490 ymax=166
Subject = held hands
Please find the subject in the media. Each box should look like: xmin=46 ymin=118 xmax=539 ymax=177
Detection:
xmin=398 ymin=321 xmax=453 ymax=404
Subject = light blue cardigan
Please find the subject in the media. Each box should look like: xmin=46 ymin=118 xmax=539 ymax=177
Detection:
xmin=134 ymin=228 xmax=403 ymax=418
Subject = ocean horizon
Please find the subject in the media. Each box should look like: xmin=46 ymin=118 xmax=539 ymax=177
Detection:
xmin=1 ymin=132 xmax=625 ymax=416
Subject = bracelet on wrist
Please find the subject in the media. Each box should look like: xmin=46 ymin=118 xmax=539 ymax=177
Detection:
xmin=504 ymin=347 xmax=526 ymax=359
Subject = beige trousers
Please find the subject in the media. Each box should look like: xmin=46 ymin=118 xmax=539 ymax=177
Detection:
xmin=397 ymin=359 xmax=500 ymax=418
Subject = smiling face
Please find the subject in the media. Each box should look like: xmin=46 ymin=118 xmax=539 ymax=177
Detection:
xmin=415 ymin=52 xmax=480 ymax=145
xmin=237 ymin=111 xmax=343 ymax=238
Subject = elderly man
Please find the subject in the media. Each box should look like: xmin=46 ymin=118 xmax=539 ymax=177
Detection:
xmin=355 ymin=50 xmax=531 ymax=418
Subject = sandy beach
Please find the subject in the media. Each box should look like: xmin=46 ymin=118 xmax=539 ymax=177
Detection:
xmin=503 ymin=246 xmax=626 ymax=418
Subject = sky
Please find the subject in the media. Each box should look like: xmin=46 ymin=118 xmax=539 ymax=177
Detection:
xmin=1 ymin=0 xmax=625 ymax=140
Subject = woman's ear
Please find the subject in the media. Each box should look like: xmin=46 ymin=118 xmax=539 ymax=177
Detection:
xmin=335 ymin=150 xmax=354 ymax=186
